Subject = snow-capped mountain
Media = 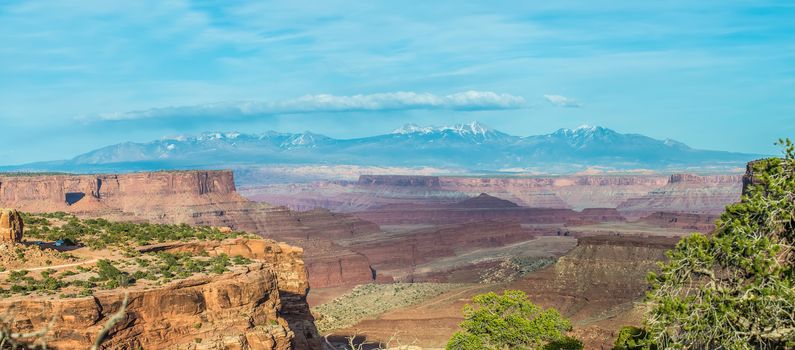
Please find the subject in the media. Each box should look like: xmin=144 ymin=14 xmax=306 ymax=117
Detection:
xmin=391 ymin=121 xmax=511 ymax=143
xmin=6 ymin=122 xmax=761 ymax=173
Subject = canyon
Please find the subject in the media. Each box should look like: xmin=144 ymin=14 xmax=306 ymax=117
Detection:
xmin=0 ymin=168 xmax=746 ymax=349
xmin=0 ymin=171 xmax=381 ymax=289
xmin=2 ymin=170 xmax=734 ymax=291
xmin=326 ymin=235 xmax=676 ymax=349
xmin=241 ymin=173 xmax=743 ymax=217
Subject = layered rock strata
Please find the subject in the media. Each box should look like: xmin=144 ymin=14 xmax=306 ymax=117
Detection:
xmin=0 ymin=171 xmax=381 ymax=288
xmin=0 ymin=238 xmax=322 ymax=350
xmin=0 ymin=208 xmax=23 ymax=243
xmin=243 ymin=173 xmax=742 ymax=217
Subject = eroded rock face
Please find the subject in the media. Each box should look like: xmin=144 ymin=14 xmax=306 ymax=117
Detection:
xmin=244 ymin=173 xmax=742 ymax=216
xmin=146 ymin=238 xmax=322 ymax=350
xmin=348 ymin=220 xmax=540 ymax=280
xmin=0 ymin=239 xmax=322 ymax=350
xmin=511 ymin=235 xmax=678 ymax=349
xmin=638 ymin=211 xmax=720 ymax=232
xmin=0 ymin=171 xmax=382 ymax=288
xmin=616 ymin=174 xmax=743 ymax=219
xmin=0 ymin=171 xmax=239 ymax=212
xmin=0 ymin=208 xmax=23 ymax=243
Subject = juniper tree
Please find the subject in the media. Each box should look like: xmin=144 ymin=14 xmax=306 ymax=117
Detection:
xmin=446 ymin=290 xmax=582 ymax=350
xmin=644 ymin=139 xmax=795 ymax=349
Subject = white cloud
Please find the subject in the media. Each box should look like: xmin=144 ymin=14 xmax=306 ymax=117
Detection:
xmin=543 ymin=94 xmax=581 ymax=108
xmin=88 ymin=91 xmax=527 ymax=121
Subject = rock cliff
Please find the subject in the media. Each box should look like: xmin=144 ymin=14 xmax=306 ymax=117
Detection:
xmin=638 ymin=211 xmax=720 ymax=232
xmin=616 ymin=173 xmax=743 ymax=219
xmin=513 ymin=235 xmax=678 ymax=348
xmin=0 ymin=171 xmax=381 ymax=288
xmin=348 ymin=220 xmax=539 ymax=280
xmin=353 ymin=199 xmax=623 ymax=226
xmin=0 ymin=171 xmax=239 ymax=213
xmin=245 ymin=173 xmax=741 ymax=216
xmin=357 ymin=175 xmax=442 ymax=188
xmin=0 ymin=238 xmax=322 ymax=350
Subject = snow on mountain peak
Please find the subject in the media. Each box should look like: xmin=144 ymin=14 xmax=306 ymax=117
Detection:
xmin=392 ymin=123 xmax=435 ymax=134
xmin=441 ymin=121 xmax=493 ymax=136
xmin=554 ymin=125 xmax=608 ymax=137
xmin=392 ymin=121 xmax=496 ymax=136
xmin=280 ymin=131 xmax=330 ymax=148
xmin=195 ymin=131 xmax=242 ymax=141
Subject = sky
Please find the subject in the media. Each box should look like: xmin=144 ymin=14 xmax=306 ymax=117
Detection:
xmin=1 ymin=0 xmax=794 ymax=164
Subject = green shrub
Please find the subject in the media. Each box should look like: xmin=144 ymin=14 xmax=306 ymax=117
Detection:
xmin=544 ymin=336 xmax=583 ymax=350
xmin=22 ymin=213 xmax=245 ymax=250
xmin=7 ymin=270 xmax=29 ymax=283
xmin=612 ymin=326 xmax=651 ymax=350
xmin=209 ymin=254 xmax=231 ymax=274
xmin=446 ymin=290 xmax=577 ymax=350
xmin=232 ymin=255 xmax=251 ymax=265
xmin=95 ymin=259 xmax=134 ymax=288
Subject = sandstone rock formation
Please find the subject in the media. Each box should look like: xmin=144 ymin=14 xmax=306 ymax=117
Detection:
xmin=513 ymin=235 xmax=678 ymax=348
xmin=244 ymin=173 xmax=742 ymax=216
xmin=0 ymin=208 xmax=23 ymax=243
xmin=638 ymin=211 xmax=720 ymax=232
xmin=616 ymin=173 xmax=743 ymax=219
xmin=358 ymin=175 xmax=442 ymax=188
xmin=449 ymin=193 xmax=519 ymax=209
xmin=335 ymin=235 xmax=677 ymax=349
xmin=347 ymin=220 xmax=540 ymax=280
xmin=353 ymin=195 xmax=624 ymax=226
xmin=440 ymin=175 xmax=670 ymax=209
xmin=0 ymin=171 xmax=382 ymax=288
xmin=0 ymin=238 xmax=322 ymax=350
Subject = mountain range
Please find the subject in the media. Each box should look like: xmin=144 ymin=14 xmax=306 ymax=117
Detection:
xmin=4 ymin=122 xmax=761 ymax=174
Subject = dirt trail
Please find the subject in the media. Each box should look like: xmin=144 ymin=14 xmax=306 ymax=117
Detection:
xmin=0 ymin=258 xmax=98 ymax=275
xmin=409 ymin=284 xmax=485 ymax=311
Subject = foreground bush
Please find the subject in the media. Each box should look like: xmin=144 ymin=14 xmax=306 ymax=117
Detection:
xmin=643 ymin=139 xmax=795 ymax=349
xmin=612 ymin=326 xmax=652 ymax=350
xmin=446 ymin=290 xmax=581 ymax=350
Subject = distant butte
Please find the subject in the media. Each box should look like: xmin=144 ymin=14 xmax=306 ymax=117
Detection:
xmin=448 ymin=193 xmax=520 ymax=209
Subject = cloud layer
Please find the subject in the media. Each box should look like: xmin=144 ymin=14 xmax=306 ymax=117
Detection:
xmin=90 ymin=91 xmax=528 ymax=121
xmin=543 ymin=94 xmax=581 ymax=108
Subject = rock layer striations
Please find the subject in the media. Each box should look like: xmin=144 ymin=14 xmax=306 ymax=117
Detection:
xmin=0 ymin=238 xmax=321 ymax=350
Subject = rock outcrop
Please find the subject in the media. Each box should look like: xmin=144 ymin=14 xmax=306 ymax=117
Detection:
xmin=333 ymin=235 xmax=678 ymax=350
xmin=347 ymin=220 xmax=540 ymax=280
xmin=449 ymin=193 xmax=519 ymax=209
xmin=353 ymin=194 xmax=624 ymax=226
xmin=0 ymin=208 xmax=23 ymax=243
xmin=512 ymin=235 xmax=678 ymax=348
xmin=357 ymin=175 xmax=442 ymax=189
xmin=616 ymin=174 xmax=743 ymax=219
xmin=638 ymin=211 xmax=720 ymax=232
xmin=0 ymin=238 xmax=322 ymax=350
xmin=0 ymin=171 xmax=238 ymax=212
xmin=0 ymin=171 xmax=381 ymax=288
xmin=244 ymin=173 xmax=742 ymax=217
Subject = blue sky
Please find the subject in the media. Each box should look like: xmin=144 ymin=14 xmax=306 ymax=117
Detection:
xmin=1 ymin=0 xmax=794 ymax=164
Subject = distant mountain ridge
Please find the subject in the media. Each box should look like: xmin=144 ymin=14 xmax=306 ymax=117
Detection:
xmin=4 ymin=121 xmax=761 ymax=173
